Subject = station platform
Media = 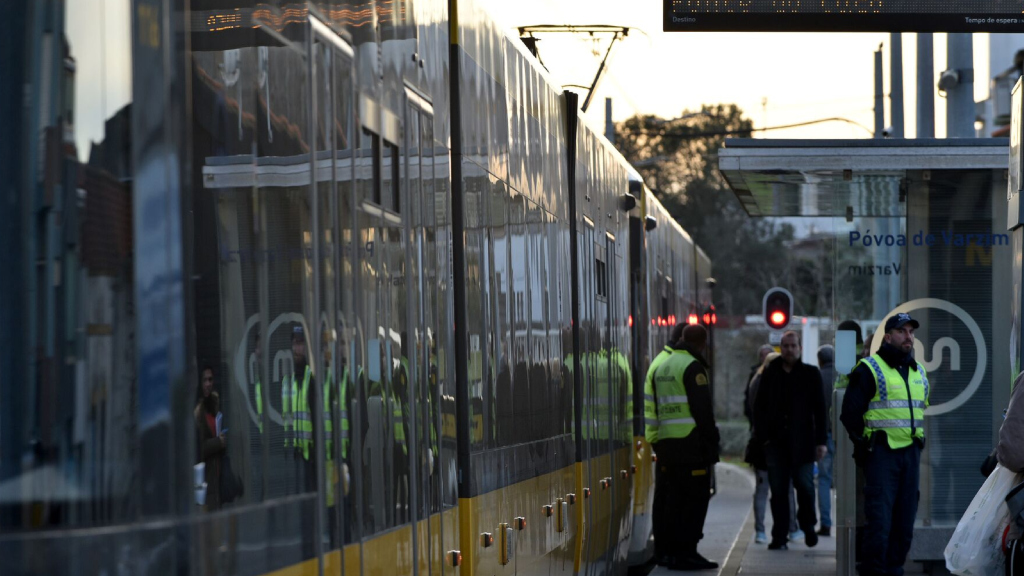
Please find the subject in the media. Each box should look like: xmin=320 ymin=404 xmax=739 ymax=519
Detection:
xmin=645 ymin=462 xmax=835 ymax=575
xmin=643 ymin=462 xmax=933 ymax=576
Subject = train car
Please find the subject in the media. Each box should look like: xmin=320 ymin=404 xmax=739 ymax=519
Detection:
xmin=0 ymin=1 xmax=711 ymax=575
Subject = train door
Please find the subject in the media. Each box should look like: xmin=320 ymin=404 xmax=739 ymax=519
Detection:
xmin=607 ymin=231 xmax=632 ymax=574
xmin=351 ymin=83 xmax=413 ymax=572
xmin=311 ymin=18 xmax=357 ymax=574
xmin=404 ymin=85 xmax=451 ymax=576
xmin=596 ymin=234 xmax=616 ymax=576
xmin=581 ymin=217 xmax=611 ymax=576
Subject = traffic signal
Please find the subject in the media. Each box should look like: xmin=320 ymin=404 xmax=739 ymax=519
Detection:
xmin=763 ymin=287 xmax=793 ymax=331
xmin=702 ymin=305 xmax=717 ymax=326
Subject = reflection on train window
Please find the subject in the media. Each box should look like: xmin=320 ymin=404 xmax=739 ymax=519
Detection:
xmin=191 ymin=33 xmax=318 ymax=531
xmin=1 ymin=1 xmax=137 ymax=532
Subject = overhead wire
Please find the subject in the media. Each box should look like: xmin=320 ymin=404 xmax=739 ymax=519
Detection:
xmin=621 ymin=116 xmax=875 ymax=139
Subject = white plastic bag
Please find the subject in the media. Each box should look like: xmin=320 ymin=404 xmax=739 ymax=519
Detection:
xmin=945 ymin=464 xmax=1023 ymax=576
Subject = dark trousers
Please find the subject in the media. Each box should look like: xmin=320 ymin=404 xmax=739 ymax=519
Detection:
xmin=860 ymin=443 xmax=920 ymax=576
xmin=766 ymin=449 xmax=816 ymax=543
xmin=653 ymin=461 xmax=712 ymax=556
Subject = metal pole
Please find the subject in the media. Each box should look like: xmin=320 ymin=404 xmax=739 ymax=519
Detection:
xmin=890 ymin=33 xmax=905 ymax=138
xmin=834 ymin=388 xmax=857 ymax=576
xmin=605 ymin=97 xmax=614 ymax=143
xmin=875 ymin=44 xmax=885 ymax=138
xmin=946 ymin=33 xmax=975 ymax=138
xmin=917 ymin=33 xmax=935 ymax=138
xmin=581 ymin=32 xmax=620 ymax=113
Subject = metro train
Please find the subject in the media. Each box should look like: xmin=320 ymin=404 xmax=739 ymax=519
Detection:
xmin=0 ymin=1 xmax=714 ymax=575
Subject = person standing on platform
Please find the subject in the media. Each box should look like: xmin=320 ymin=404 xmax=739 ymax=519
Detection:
xmin=816 ymin=344 xmax=836 ymax=537
xmin=647 ymin=324 xmax=720 ymax=571
xmin=645 ymin=322 xmax=686 ymax=566
xmin=745 ymin=344 xmax=775 ymax=424
xmin=754 ymin=330 xmax=827 ymax=551
xmin=841 ymin=313 xmax=929 ymax=576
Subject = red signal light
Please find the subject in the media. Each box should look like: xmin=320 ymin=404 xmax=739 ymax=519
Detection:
xmin=711 ymin=313 xmax=717 ymax=325
xmin=702 ymin=313 xmax=710 ymax=324
xmin=769 ymin=311 xmax=787 ymax=328
xmin=687 ymin=314 xmax=699 ymax=325
xmin=628 ymin=315 xmax=633 ymax=327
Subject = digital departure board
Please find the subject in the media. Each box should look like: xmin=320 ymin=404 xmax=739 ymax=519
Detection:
xmin=664 ymin=0 xmax=1024 ymax=32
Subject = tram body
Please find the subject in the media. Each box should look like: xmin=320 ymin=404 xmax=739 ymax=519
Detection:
xmin=0 ymin=1 xmax=712 ymax=574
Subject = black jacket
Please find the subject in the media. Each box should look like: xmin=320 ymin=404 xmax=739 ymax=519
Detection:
xmin=840 ymin=342 xmax=924 ymax=448
xmin=753 ymin=357 xmax=827 ymax=465
xmin=744 ymin=363 xmax=760 ymax=426
xmin=653 ymin=343 xmax=720 ymax=467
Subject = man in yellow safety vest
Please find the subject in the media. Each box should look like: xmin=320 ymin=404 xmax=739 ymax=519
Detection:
xmin=644 ymin=322 xmax=685 ymax=565
xmin=841 ymin=313 xmax=929 ymax=576
xmin=646 ymin=324 xmax=720 ymax=571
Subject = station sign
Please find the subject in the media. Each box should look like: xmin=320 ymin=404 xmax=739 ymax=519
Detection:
xmin=664 ymin=0 xmax=1024 ymax=33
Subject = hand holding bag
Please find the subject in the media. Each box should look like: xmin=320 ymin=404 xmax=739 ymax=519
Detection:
xmin=945 ymin=464 xmax=1024 ymax=576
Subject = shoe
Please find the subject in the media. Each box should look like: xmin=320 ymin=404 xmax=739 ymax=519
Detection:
xmin=755 ymin=531 xmax=768 ymax=544
xmin=788 ymin=529 xmax=804 ymax=542
xmin=679 ymin=549 xmax=720 ymax=565
xmin=655 ymin=554 xmax=671 ymax=566
xmin=817 ymin=526 xmax=831 ymax=537
xmin=768 ymin=540 xmax=788 ymax=550
xmin=666 ymin=552 xmax=718 ymax=571
xmin=805 ymin=529 xmax=818 ymax=548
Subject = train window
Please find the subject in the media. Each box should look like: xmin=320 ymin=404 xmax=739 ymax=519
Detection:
xmin=370 ymin=131 xmax=382 ymax=205
xmin=596 ymin=257 xmax=608 ymax=299
xmin=387 ymin=140 xmax=400 ymax=214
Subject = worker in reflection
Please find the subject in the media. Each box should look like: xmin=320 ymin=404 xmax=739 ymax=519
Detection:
xmin=392 ymin=334 xmax=411 ymax=523
xmin=841 ymin=313 xmax=929 ymax=576
xmin=288 ymin=326 xmax=316 ymax=485
xmin=287 ymin=325 xmax=317 ymax=557
xmin=321 ymin=326 xmax=339 ymax=546
xmin=644 ymin=322 xmax=685 ymax=565
xmin=252 ymin=329 xmax=264 ymax=435
xmin=647 ymin=324 xmax=720 ymax=571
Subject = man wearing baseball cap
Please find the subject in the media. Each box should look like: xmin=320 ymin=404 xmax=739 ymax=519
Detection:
xmin=840 ymin=312 xmax=930 ymax=576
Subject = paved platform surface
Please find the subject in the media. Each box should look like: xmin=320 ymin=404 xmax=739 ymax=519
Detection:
xmin=647 ymin=462 xmax=837 ymax=576
xmin=642 ymin=463 xmax=945 ymax=576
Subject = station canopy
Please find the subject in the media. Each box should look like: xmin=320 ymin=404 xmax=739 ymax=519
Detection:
xmin=718 ymin=138 xmax=1009 ymax=217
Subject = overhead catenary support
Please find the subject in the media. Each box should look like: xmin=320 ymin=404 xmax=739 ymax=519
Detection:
xmin=517 ymin=25 xmax=630 ymax=113
xmin=917 ymin=33 xmax=935 ymax=138
xmin=890 ymin=33 xmax=904 ymax=138
xmin=875 ymin=44 xmax=885 ymax=138
xmin=605 ymin=98 xmax=614 ymax=143
xmin=945 ymin=33 xmax=975 ymax=138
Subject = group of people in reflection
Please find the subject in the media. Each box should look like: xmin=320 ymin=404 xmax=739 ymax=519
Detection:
xmin=193 ymin=317 xmax=450 ymax=549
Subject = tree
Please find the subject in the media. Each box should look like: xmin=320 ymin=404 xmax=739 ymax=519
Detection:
xmin=615 ymin=105 xmax=797 ymax=316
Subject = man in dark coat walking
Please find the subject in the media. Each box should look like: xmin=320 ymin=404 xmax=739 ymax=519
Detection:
xmin=753 ymin=330 xmax=827 ymax=550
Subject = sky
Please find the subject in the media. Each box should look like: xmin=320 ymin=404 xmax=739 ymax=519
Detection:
xmin=480 ymin=0 xmax=1010 ymax=140
xmin=66 ymin=0 xmax=133 ymax=163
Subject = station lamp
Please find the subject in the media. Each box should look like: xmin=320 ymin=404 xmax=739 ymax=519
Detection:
xmin=762 ymin=287 xmax=793 ymax=331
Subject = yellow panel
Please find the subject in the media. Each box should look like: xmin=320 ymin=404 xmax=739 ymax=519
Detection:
xmin=458 ymin=497 xmax=477 ymax=576
xmin=632 ymin=436 xmax=654 ymax=515
xmin=251 ymin=460 xmax=642 ymax=576
xmin=363 ymin=525 xmax=414 ymax=576
xmin=264 ymin=558 xmax=318 ymax=576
